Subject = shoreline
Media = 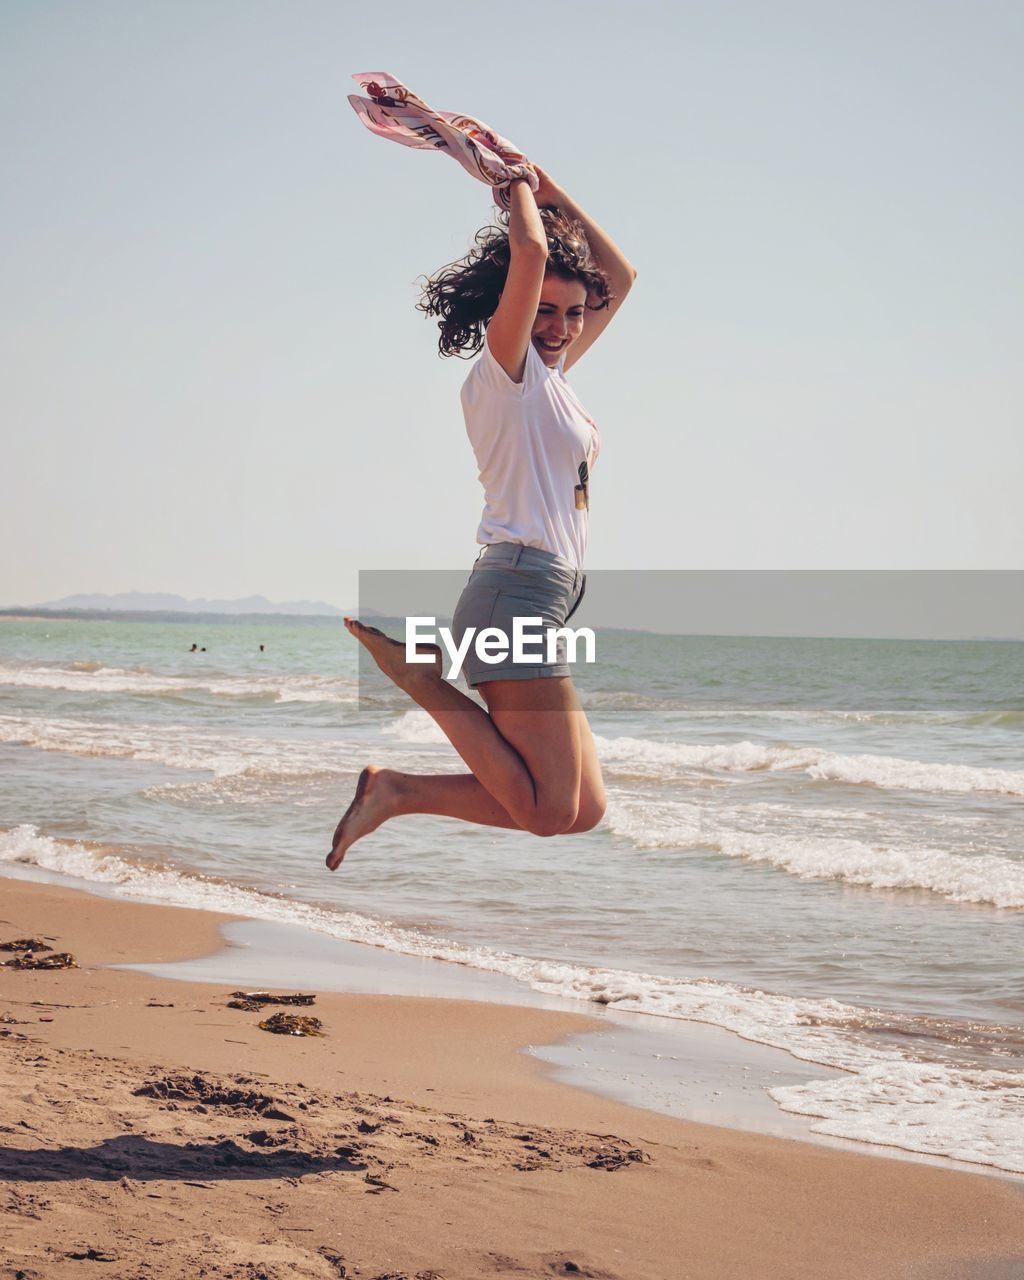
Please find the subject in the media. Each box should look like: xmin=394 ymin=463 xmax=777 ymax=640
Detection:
xmin=2 ymin=875 xmax=1024 ymax=1278
xmin=3 ymin=846 xmax=1022 ymax=1182
xmin=117 ymin=911 xmax=1021 ymax=1182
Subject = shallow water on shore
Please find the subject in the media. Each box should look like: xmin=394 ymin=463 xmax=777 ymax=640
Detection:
xmin=1 ymin=616 xmax=1022 ymax=1172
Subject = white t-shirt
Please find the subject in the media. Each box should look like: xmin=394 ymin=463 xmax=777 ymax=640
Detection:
xmin=460 ymin=335 xmax=600 ymax=569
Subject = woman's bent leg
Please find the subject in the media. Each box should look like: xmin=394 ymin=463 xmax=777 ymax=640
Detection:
xmin=330 ymin=771 xmax=521 ymax=857
xmin=328 ymin=690 xmax=606 ymax=865
xmin=342 ymin=620 xmax=582 ymax=831
xmin=562 ymin=698 xmax=607 ymax=832
xmin=332 ymin=730 xmax=606 ymax=851
xmin=328 ymin=620 xmax=594 ymax=865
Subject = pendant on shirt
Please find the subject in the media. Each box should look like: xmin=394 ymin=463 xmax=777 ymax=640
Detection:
xmin=574 ymin=460 xmax=589 ymax=511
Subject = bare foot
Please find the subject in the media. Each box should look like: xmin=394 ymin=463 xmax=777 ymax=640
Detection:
xmin=344 ymin=617 xmax=443 ymax=691
xmin=327 ymin=765 xmax=398 ymax=869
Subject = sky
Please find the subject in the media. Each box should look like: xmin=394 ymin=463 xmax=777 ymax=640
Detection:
xmin=2 ymin=0 xmax=1022 ymax=614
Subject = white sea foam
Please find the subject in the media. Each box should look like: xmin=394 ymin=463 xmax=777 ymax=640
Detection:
xmin=381 ymin=708 xmax=450 ymax=745
xmin=0 ymin=714 xmax=462 ymax=808
xmin=0 ymin=714 xmax=444 ymax=784
xmin=0 ymin=662 xmax=357 ymax=704
xmin=580 ymin=691 xmax=955 ymax=728
xmin=770 ymin=1063 xmax=1024 ymax=1172
xmin=5 ymin=711 xmax=1019 ymax=903
xmin=0 ymin=714 xmax=316 ymax=776
xmin=594 ymin=734 xmax=1024 ymax=797
xmin=3 ymin=824 xmax=1022 ymax=1174
xmin=604 ymin=798 xmax=1024 ymax=908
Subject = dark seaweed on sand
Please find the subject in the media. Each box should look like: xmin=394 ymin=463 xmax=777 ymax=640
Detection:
xmin=2 ymin=950 xmax=78 ymax=970
xmin=227 ymin=990 xmax=316 ymax=1012
xmin=258 ymin=1012 xmax=324 ymax=1037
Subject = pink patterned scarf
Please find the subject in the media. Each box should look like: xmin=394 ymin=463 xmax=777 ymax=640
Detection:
xmin=347 ymin=72 xmax=537 ymax=209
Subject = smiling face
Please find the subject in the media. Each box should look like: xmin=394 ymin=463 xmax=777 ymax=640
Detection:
xmin=531 ymin=274 xmax=588 ymax=367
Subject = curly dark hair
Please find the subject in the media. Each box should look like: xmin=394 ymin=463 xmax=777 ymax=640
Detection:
xmin=416 ymin=206 xmax=613 ymax=359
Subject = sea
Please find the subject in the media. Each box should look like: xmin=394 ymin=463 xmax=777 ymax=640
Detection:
xmin=1 ymin=615 xmax=1022 ymax=1175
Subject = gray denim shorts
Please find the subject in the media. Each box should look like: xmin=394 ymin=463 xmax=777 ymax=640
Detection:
xmin=450 ymin=543 xmax=587 ymax=688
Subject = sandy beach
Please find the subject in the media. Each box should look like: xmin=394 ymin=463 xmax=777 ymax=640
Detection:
xmin=0 ymin=875 xmax=1021 ymax=1280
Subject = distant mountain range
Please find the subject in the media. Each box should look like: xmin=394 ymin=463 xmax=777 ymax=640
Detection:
xmin=27 ymin=592 xmax=344 ymax=617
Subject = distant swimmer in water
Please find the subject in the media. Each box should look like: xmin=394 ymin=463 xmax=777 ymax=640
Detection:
xmin=189 ymin=643 xmax=198 ymax=653
xmin=328 ymin=162 xmax=636 ymax=870
xmin=259 ymin=644 xmax=265 ymax=652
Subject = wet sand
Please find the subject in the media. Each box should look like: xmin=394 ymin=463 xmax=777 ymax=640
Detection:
xmin=2 ymin=875 xmax=1022 ymax=1280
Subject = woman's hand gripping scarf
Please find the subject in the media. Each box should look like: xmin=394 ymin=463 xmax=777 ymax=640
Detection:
xmin=347 ymin=72 xmax=539 ymax=209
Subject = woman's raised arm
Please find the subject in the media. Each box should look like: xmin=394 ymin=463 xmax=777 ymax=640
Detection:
xmin=485 ymin=179 xmax=549 ymax=384
xmin=533 ymin=167 xmax=637 ymax=372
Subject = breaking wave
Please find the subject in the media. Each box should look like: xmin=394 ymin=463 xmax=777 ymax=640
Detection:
xmin=0 ymin=661 xmax=356 ymax=704
xmin=593 ymin=734 xmax=1024 ymax=797
xmin=605 ymin=799 xmax=1024 ymax=909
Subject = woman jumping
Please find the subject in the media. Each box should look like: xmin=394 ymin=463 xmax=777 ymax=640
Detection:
xmin=328 ymin=166 xmax=636 ymax=868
